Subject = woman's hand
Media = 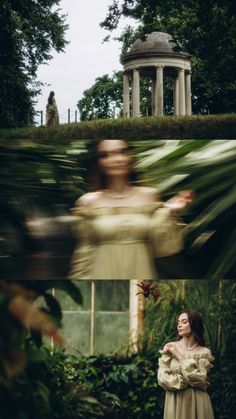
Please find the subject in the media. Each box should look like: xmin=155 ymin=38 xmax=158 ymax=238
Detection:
xmin=165 ymin=190 xmax=194 ymax=213
xmin=197 ymin=381 xmax=209 ymax=391
xmin=163 ymin=343 xmax=183 ymax=361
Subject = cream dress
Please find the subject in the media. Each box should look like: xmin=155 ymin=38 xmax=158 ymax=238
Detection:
xmin=46 ymin=97 xmax=59 ymax=126
xmin=69 ymin=201 xmax=184 ymax=280
xmin=158 ymin=350 xmax=215 ymax=419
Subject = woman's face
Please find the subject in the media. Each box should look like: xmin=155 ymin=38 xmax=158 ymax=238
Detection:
xmin=97 ymin=140 xmax=132 ymax=177
xmin=177 ymin=312 xmax=192 ymax=337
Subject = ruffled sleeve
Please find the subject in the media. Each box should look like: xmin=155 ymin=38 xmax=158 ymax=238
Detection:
xmin=68 ymin=208 xmax=94 ymax=280
xmin=157 ymin=352 xmax=188 ymax=391
xmin=179 ymin=354 xmax=214 ymax=388
xmin=150 ymin=206 xmax=184 ymax=257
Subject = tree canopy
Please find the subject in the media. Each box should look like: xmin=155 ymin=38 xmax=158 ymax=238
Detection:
xmin=0 ymin=0 xmax=68 ymax=128
xmin=101 ymin=0 xmax=236 ymax=114
xmin=77 ymin=72 xmax=123 ymax=120
xmin=77 ymin=71 xmax=157 ymax=120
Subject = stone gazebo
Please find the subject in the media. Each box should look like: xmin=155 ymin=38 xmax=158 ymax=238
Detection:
xmin=121 ymin=32 xmax=192 ymax=117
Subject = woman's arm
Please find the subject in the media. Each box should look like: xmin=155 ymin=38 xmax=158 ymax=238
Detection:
xmin=150 ymin=207 xmax=184 ymax=257
xmin=165 ymin=190 xmax=194 ymax=214
xmin=157 ymin=351 xmax=188 ymax=391
xmin=164 ymin=344 xmax=213 ymax=390
xmin=68 ymin=194 xmax=95 ymax=279
xmin=179 ymin=352 xmax=213 ymax=388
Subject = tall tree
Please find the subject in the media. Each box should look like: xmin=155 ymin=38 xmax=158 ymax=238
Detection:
xmin=0 ymin=0 xmax=68 ymax=128
xmin=101 ymin=0 xmax=236 ymax=114
xmin=77 ymin=71 xmax=155 ymax=120
xmin=77 ymin=72 xmax=123 ymax=120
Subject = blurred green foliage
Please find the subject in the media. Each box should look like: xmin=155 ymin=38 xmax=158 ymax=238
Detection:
xmin=1 ymin=139 xmax=236 ymax=279
xmin=132 ymin=140 xmax=236 ymax=278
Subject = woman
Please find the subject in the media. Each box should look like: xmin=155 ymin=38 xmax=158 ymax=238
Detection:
xmin=46 ymin=91 xmax=59 ymax=126
xmin=69 ymin=139 xmax=193 ymax=279
xmin=158 ymin=309 xmax=214 ymax=419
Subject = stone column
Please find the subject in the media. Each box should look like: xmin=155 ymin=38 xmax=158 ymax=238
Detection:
xmin=123 ymin=72 xmax=130 ymax=117
xmin=152 ymin=78 xmax=157 ymax=116
xmin=90 ymin=281 xmax=96 ymax=355
xmin=178 ymin=68 xmax=186 ymax=115
xmin=173 ymin=76 xmax=179 ymax=115
xmin=155 ymin=66 xmax=164 ymax=115
xmin=185 ymin=71 xmax=192 ymax=115
xmin=129 ymin=280 xmax=143 ymax=352
xmin=132 ymin=68 xmax=140 ymax=117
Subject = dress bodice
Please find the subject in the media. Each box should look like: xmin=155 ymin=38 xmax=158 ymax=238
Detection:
xmin=169 ymin=352 xmax=214 ymax=374
xmin=72 ymin=204 xmax=162 ymax=244
xmin=157 ymin=350 xmax=215 ymax=419
xmin=69 ymin=203 xmax=184 ymax=279
xmin=158 ymin=350 xmax=214 ymax=391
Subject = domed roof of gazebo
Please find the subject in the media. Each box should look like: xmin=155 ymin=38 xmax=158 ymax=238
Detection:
xmin=121 ymin=31 xmax=190 ymax=64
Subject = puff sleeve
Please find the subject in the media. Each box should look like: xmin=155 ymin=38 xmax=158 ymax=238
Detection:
xmin=150 ymin=206 xmax=184 ymax=257
xmin=157 ymin=352 xmax=188 ymax=391
xmin=68 ymin=209 xmax=94 ymax=280
xmin=179 ymin=355 xmax=214 ymax=388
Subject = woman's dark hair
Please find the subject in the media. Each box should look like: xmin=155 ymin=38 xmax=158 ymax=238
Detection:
xmin=177 ymin=309 xmax=205 ymax=346
xmin=86 ymin=139 xmax=141 ymax=191
xmin=48 ymin=91 xmax=55 ymax=105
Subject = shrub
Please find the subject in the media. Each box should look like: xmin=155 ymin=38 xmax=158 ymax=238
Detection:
xmin=0 ymin=114 xmax=236 ymax=141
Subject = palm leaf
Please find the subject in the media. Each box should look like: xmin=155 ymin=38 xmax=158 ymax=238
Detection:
xmin=133 ymin=140 xmax=236 ymax=278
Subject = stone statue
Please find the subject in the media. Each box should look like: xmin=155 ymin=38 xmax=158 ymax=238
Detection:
xmin=46 ymin=91 xmax=59 ymax=126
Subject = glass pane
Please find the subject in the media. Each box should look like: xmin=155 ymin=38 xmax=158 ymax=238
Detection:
xmin=94 ymin=312 xmax=130 ymax=354
xmin=95 ymin=280 xmax=129 ymax=311
xmin=62 ymin=311 xmax=90 ymax=354
xmin=58 ymin=281 xmax=131 ymax=355
xmin=55 ymin=281 xmax=91 ymax=310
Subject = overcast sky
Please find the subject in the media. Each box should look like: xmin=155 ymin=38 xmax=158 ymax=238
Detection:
xmin=35 ymin=0 xmax=134 ymax=125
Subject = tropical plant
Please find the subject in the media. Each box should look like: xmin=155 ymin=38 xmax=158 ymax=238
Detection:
xmin=131 ymin=139 xmax=236 ymax=278
xmin=0 ymin=279 xmax=118 ymax=419
xmin=0 ymin=279 xmax=82 ymax=380
xmin=0 ymin=141 xmax=86 ymax=279
xmin=140 ymin=280 xmax=228 ymax=355
xmin=0 ymin=279 xmax=160 ymax=419
xmin=140 ymin=279 xmax=236 ymax=419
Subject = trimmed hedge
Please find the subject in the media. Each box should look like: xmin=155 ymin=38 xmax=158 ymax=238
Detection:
xmin=0 ymin=114 xmax=236 ymax=141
